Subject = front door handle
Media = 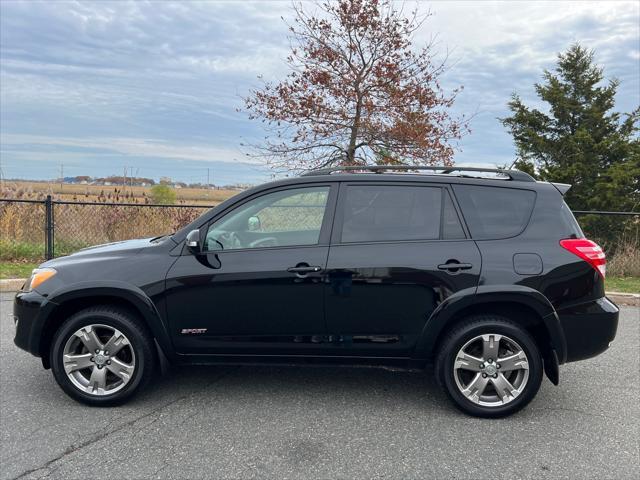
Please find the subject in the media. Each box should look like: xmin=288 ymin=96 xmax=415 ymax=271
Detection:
xmin=287 ymin=265 xmax=323 ymax=274
xmin=438 ymin=261 xmax=473 ymax=271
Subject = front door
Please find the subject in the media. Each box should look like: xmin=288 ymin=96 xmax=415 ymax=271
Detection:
xmin=324 ymin=183 xmax=481 ymax=356
xmin=165 ymin=184 xmax=336 ymax=355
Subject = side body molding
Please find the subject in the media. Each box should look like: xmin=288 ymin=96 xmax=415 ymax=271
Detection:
xmin=414 ymin=285 xmax=567 ymax=363
xmin=41 ymin=280 xmax=174 ymax=360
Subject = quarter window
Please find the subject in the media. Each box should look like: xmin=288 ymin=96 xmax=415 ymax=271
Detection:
xmin=452 ymin=185 xmax=536 ymax=239
xmin=340 ymin=185 xmax=443 ymax=243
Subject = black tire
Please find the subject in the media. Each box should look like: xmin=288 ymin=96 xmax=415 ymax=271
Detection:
xmin=436 ymin=315 xmax=543 ymax=418
xmin=50 ymin=305 xmax=155 ymax=406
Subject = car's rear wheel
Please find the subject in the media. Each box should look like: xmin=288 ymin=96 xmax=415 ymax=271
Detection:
xmin=436 ymin=315 xmax=543 ymax=418
xmin=50 ymin=306 xmax=155 ymax=406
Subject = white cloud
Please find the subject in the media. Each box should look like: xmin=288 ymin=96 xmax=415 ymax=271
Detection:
xmin=0 ymin=133 xmax=256 ymax=164
xmin=1 ymin=0 xmax=638 ymax=179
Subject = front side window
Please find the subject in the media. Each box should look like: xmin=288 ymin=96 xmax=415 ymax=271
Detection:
xmin=340 ymin=185 xmax=443 ymax=243
xmin=205 ymin=186 xmax=330 ymax=251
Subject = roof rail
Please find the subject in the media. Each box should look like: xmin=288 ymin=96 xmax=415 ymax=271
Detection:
xmin=300 ymin=165 xmax=536 ymax=182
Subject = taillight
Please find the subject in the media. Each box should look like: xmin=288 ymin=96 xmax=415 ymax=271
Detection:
xmin=560 ymin=238 xmax=606 ymax=278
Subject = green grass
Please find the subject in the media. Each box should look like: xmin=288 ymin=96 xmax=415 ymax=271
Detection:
xmin=605 ymin=277 xmax=640 ymax=294
xmin=0 ymin=262 xmax=39 ymax=279
xmin=0 ymin=240 xmax=45 ymax=262
xmin=0 ymin=239 xmax=90 ymax=263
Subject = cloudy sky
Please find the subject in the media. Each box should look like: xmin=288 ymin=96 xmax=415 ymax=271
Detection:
xmin=1 ymin=0 xmax=638 ymax=185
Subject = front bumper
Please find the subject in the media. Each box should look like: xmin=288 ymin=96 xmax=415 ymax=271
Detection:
xmin=13 ymin=290 xmax=55 ymax=357
xmin=558 ymin=296 xmax=619 ymax=363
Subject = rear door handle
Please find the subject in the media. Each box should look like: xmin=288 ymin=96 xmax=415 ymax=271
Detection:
xmin=287 ymin=265 xmax=323 ymax=274
xmin=438 ymin=262 xmax=473 ymax=271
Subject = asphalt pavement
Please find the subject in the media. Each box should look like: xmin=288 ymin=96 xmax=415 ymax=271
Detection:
xmin=1 ymin=292 xmax=638 ymax=479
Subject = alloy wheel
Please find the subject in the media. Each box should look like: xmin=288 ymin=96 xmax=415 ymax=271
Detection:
xmin=453 ymin=333 xmax=530 ymax=407
xmin=62 ymin=324 xmax=136 ymax=396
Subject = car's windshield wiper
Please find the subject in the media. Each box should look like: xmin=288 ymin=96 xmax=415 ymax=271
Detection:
xmin=151 ymin=233 xmax=174 ymax=242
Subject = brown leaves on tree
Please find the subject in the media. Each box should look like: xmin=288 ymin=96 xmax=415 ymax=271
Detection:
xmin=242 ymin=0 xmax=469 ymax=172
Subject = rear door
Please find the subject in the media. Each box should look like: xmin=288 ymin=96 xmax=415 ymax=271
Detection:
xmin=323 ymin=182 xmax=481 ymax=357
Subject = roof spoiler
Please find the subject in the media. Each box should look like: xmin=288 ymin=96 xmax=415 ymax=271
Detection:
xmin=551 ymin=182 xmax=571 ymax=195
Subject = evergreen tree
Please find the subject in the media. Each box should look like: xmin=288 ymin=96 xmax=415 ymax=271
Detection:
xmin=501 ymin=44 xmax=639 ymax=213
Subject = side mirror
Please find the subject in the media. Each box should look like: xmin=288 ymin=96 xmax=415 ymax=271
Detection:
xmin=186 ymin=229 xmax=201 ymax=254
xmin=247 ymin=216 xmax=261 ymax=232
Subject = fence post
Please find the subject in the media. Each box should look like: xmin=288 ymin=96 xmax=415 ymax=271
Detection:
xmin=45 ymin=195 xmax=54 ymax=260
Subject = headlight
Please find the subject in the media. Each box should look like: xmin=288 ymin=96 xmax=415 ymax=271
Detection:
xmin=24 ymin=268 xmax=57 ymax=292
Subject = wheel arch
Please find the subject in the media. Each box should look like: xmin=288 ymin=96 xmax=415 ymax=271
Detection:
xmin=39 ymin=283 xmax=173 ymax=368
xmin=415 ymin=286 xmax=566 ymax=366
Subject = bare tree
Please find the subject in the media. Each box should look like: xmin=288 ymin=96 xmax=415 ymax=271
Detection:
xmin=242 ymin=0 xmax=469 ymax=172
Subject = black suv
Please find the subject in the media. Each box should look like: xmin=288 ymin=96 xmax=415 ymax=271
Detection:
xmin=13 ymin=166 xmax=619 ymax=417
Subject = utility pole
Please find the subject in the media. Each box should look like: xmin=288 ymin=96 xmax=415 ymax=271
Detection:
xmin=123 ymin=166 xmax=127 ymax=193
xmin=207 ymin=168 xmax=210 ymax=189
xmin=59 ymin=163 xmax=64 ymax=192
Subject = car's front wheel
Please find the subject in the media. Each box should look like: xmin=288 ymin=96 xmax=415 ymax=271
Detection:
xmin=436 ymin=315 xmax=543 ymax=418
xmin=50 ymin=306 xmax=155 ymax=406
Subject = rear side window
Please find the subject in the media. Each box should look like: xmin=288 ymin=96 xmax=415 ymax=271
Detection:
xmin=340 ymin=185 xmax=442 ymax=243
xmin=452 ymin=185 xmax=536 ymax=239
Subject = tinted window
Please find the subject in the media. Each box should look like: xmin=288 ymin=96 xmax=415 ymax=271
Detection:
xmin=340 ymin=185 xmax=442 ymax=243
xmin=452 ymin=185 xmax=536 ymax=239
xmin=442 ymin=190 xmax=466 ymax=239
xmin=205 ymin=186 xmax=329 ymax=250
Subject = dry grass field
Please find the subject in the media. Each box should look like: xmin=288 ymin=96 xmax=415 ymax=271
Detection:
xmin=0 ymin=180 xmax=241 ymax=263
xmin=1 ymin=180 xmax=240 ymax=205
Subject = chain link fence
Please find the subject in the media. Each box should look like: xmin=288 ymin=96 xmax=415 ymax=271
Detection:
xmin=1 ymin=197 xmax=638 ymax=276
xmin=0 ymin=199 xmax=47 ymax=262
xmin=1 ymin=197 xmax=210 ymax=262
xmin=573 ymin=211 xmax=639 ymax=277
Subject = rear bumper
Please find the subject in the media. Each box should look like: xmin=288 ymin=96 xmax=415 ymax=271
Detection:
xmin=557 ymin=296 xmax=619 ymax=363
xmin=13 ymin=290 xmax=54 ymax=357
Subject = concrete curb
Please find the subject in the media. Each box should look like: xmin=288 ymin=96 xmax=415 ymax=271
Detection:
xmin=606 ymin=292 xmax=639 ymax=307
xmin=0 ymin=279 xmax=25 ymax=292
xmin=2 ymin=277 xmax=639 ymax=306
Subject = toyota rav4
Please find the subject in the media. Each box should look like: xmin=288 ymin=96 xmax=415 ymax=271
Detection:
xmin=13 ymin=166 xmax=619 ymax=417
